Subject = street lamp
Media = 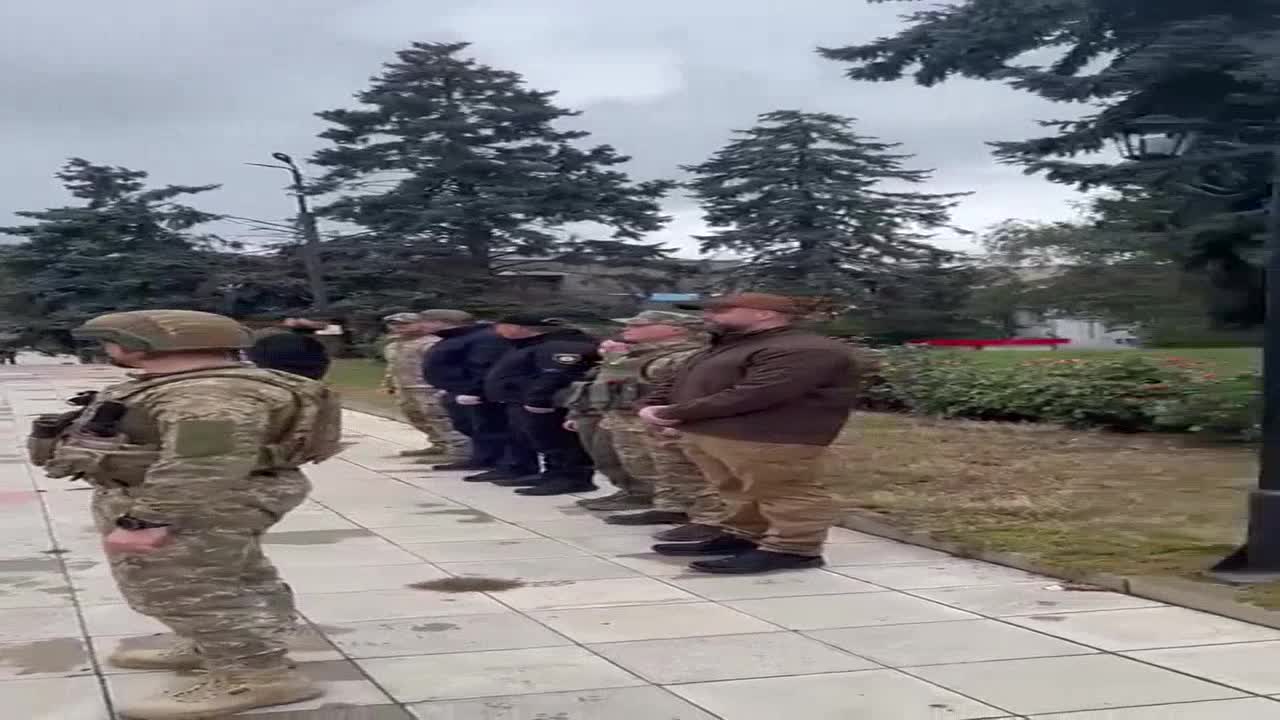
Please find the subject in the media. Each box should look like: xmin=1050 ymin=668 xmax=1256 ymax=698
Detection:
xmin=247 ymin=153 xmax=330 ymax=314
xmin=1117 ymin=114 xmax=1280 ymax=582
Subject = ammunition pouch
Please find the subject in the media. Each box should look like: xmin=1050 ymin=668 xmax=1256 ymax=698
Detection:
xmin=27 ymin=411 xmax=83 ymax=466
xmin=43 ymin=434 xmax=160 ymax=486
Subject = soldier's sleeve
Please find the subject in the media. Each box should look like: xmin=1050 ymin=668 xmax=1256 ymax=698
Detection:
xmin=525 ymin=344 xmax=599 ymax=408
xmin=125 ymin=387 xmax=274 ymax=526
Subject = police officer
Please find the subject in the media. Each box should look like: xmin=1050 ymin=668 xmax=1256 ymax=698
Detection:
xmin=483 ymin=314 xmax=600 ymax=495
xmin=36 ymin=310 xmax=342 ymax=718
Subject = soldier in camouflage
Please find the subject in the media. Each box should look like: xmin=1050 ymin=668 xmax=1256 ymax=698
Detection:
xmin=566 ymin=339 xmax=652 ymax=512
xmin=584 ymin=311 xmax=725 ymax=540
xmin=37 ymin=310 xmax=342 ymax=719
xmin=382 ymin=311 xmax=470 ymax=459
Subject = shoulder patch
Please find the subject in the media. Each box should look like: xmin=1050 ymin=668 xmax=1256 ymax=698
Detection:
xmin=172 ymin=420 xmax=237 ymax=457
xmin=553 ymin=353 xmax=582 ymax=365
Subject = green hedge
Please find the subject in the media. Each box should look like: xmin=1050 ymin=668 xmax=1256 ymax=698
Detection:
xmin=867 ymin=348 xmax=1260 ymax=439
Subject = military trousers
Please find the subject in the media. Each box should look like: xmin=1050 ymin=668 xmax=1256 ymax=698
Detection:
xmin=680 ymin=434 xmax=837 ymax=556
xmin=603 ymin=413 xmax=722 ymax=522
xmin=574 ymin=414 xmax=641 ymax=493
xmin=92 ymin=476 xmax=309 ymax=673
xmin=398 ymin=387 xmax=470 ymax=456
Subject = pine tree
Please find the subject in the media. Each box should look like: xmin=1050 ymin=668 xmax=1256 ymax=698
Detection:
xmin=0 ymin=159 xmax=229 ymax=345
xmin=683 ymin=110 xmax=967 ymax=301
xmin=310 ymin=42 xmax=674 ymax=280
xmin=822 ymin=0 xmax=1280 ymax=326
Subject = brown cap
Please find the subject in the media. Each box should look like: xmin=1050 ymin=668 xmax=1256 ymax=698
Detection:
xmin=678 ymin=293 xmax=804 ymax=315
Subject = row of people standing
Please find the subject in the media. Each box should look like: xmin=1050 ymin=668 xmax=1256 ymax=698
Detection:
xmin=382 ymin=293 xmax=862 ymax=575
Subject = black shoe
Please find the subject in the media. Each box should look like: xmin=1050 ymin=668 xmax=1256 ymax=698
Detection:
xmin=434 ymin=461 xmax=491 ymax=472
xmin=492 ymin=474 xmax=545 ymax=487
xmin=652 ymin=535 xmax=757 ymax=556
xmin=690 ymin=549 xmax=825 ymax=574
xmin=604 ymin=511 xmax=688 ymax=526
xmin=463 ymin=470 xmax=511 ymax=483
xmin=653 ymin=523 xmax=723 ymax=542
xmin=516 ymin=478 xmax=596 ymax=496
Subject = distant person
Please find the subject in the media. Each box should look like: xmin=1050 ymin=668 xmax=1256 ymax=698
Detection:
xmin=641 ymin=293 xmax=861 ymax=574
xmin=247 ymin=318 xmax=331 ymax=380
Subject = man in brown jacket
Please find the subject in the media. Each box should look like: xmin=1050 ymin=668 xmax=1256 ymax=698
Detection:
xmin=639 ymin=293 xmax=858 ymax=574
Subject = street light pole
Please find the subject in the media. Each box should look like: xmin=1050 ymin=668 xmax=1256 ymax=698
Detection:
xmin=248 ymin=153 xmax=330 ymax=314
xmin=1119 ymin=116 xmax=1280 ymax=581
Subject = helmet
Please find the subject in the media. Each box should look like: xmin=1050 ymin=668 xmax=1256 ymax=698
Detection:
xmin=74 ymin=310 xmax=253 ymax=352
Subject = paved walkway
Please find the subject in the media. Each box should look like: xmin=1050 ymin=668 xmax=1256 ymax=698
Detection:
xmin=1 ymin=364 xmax=1280 ymax=718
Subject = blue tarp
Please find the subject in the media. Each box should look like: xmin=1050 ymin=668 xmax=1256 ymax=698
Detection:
xmin=649 ymin=293 xmax=700 ymax=302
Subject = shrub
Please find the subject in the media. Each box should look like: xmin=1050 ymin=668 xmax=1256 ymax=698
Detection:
xmin=873 ymin=348 xmax=1259 ymax=438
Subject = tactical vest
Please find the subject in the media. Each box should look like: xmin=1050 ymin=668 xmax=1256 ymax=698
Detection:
xmin=35 ymin=367 xmax=343 ymax=486
xmin=585 ymin=342 xmax=702 ymax=412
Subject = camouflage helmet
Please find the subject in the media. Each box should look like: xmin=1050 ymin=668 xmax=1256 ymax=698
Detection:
xmin=73 ymin=310 xmax=253 ymax=352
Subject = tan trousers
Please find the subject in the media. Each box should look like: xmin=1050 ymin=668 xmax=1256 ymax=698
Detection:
xmin=681 ymin=434 xmax=837 ymax=557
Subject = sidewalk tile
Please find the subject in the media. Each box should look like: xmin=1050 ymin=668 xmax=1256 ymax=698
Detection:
xmin=808 ymin=618 xmax=1094 ymax=667
xmin=299 ymin=588 xmax=510 ymax=624
xmin=1029 ymin=698 xmax=1280 ymax=719
xmin=434 ymin=556 xmax=639 ymax=583
xmin=277 ymin=562 xmax=449 ymax=594
xmin=833 ymin=558 xmax=1047 ymax=589
xmin=323 ymin=613 xmax=570 ymax=659
xmin=1126 ymin=641 xmax=1280 ymax=694
xmin=1006 ymin=606 xmax=1280 ymax=650
xmin=909 ymin=654 xmax=1243 ymax=715
xmin=0 ymin=606 xmax=84 ymax=643
xmin=400 ymin=538 xmax=589 ymax=563
xmin=0 ymin=676 xmax=108 ymax=719
xmin=493 ymin=576 xmax=700 ymax=611
xmin=670 ymin=669 xmax=1007 ymax=720
xmin=359 ymin=646 xmax=645 ymax=704
xmin=0 ymin=638 xmax=94 ymax=679
xmin=726 ymin=591 xmax=975 ymax=631
xmin=408 ymin=686 xmax=718 ymax=719
xmin=531 ymin=602 xmax=777 ymax=643
xmin=590 ymin=631 xmax=875 ymax=684
xmin=916 ymin=583 xmax=1164 ymax=617
xmin=665 ymin=569 xmax=881 ymax=601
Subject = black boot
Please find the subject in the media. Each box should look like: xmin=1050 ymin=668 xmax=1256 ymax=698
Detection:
xmin=463 ymin=469 xmax=512 ymax=483
xmin=605 ymin=511 xmax=688 ymax=526
xmin=516 ymin=476 xmax=596 ymax=496
xmin=690 ymin=549 xmax=825 ymax=574
xmin=652 ymin=535 xmax=757 ymax=556
xmin=653 ymin=523 xmax=723 ymax=542
xmin=434 ymin=461 xmax=492 ymax=472
xmin=492 ymin=474 xmax=545 ymax=487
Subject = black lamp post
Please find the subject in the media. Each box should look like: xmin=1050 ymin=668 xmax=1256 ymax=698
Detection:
xmin=1117 ymin=114 xmax=1280 ymax=582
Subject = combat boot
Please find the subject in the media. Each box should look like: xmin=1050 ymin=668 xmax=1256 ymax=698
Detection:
xmin=604 ymin=510 xmax=687 ymax=526
xmin=690 ymin=549 xmax=825 ymax=574
xmin=108 ymin=640 xmax=203 ymax=671
xmin=580 ymin=492 xmax=652 ymax=511
xmin=399 ymin=447 xmax=444 ymax=457
xmin=576 ymin=490 xmax=628 ymax=508
xmin=117 ymin=667 xmax=322 ymax=720
xmin=653 ymin=523 xmax=723 ymax=542
xmin=516 ymin=476 xmax=596 ymax=496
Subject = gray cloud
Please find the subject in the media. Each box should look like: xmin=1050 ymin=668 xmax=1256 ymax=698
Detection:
xmin=0 ymin=0 xmax=1087 ymax=256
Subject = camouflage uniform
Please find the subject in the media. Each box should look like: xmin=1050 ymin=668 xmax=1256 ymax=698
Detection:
xmin=598 ymin=340 xmax=723 ymax=523
xmin=36 ymin=310 xmax=341 ymax=719
xmin=383 ymin=332 xmax=469 ymax=456
xmin=565 ymin=362 xmax=642 ymax=495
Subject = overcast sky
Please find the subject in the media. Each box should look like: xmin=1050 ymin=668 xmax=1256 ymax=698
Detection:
xmin=0 ymin=0 xmax=1090 ymax=257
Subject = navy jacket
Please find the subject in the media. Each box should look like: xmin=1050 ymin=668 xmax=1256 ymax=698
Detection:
xmin=484 ymin=329 xmax=599 ymax=407
xmin=421 ymin=325 xmax=510 ymax=396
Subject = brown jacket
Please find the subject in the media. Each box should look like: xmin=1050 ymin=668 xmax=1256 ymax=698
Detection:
xmin=649 ymin=326 xmax=858 ymax=446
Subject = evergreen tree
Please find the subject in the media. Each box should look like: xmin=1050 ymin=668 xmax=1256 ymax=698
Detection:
xmin=683 ymin=109 xmax=967 ymax=301
xmin=822 ymin=1 xmax=1280 ymax=326
xmin=310 ymin=42 xmax=674 ymax=279
xmin=0 ymin=159 xmax=228 ymax=345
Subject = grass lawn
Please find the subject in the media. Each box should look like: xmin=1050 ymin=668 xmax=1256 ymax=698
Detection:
xmin=329 ymin=355 xmax=1277 ymax=608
